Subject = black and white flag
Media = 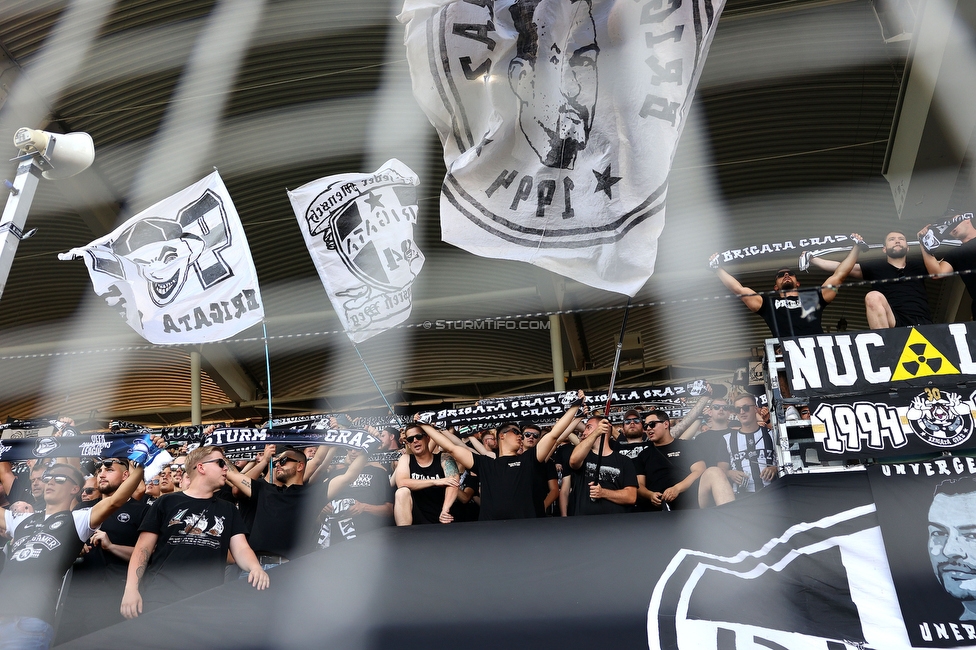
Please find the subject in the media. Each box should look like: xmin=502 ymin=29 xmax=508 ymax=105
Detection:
xmin=60 ymin=172 xmax=264 ymax=344
xmin=400 ymin=0 xmax=725 ymax=295
xmin=287 ymin=160 xmax=425 ymax=343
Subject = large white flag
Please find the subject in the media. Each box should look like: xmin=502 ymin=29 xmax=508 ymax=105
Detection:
xmin=287 ymin=159 xmax=425 ymax=343
xmin=60 ymin=171 xmax=264 ymax=344
xmin=399 ymin=0 xmax=725 ymax=296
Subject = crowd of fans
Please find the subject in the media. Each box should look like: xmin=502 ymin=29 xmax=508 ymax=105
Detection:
xmin=0 ymin=382 xmax=783 ymax=646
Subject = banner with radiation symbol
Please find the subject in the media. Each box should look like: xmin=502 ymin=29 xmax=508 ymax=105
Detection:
xmin=287 ymin=159 xmax=425 ymax=343
xmin=399 ymin=0 xmax=726 ymax=295
xmin=60 ymin=172 xmax=264 ymax=344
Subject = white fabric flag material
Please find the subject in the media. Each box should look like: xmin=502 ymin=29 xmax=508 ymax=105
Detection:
xmin=399 ymin=0 xmax=725 ymax=296
xmin=60 ymin=171 xmax=264 ymax=344
xmin=287 ymin=159 xmax=425 ymax=343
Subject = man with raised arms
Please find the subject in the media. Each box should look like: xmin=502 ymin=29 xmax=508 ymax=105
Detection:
xmin=807 ymin=230 xmax=932 ymax=328
xmin=420 ymin=390 xmax=585 ymax=520
xmin=710 ymin=236 xmax=863 ymax=337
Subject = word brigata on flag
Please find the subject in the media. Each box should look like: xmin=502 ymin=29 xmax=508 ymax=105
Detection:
xmin=287 ymin=159 xmax=425 ymax=343
xmin=399 ymin=0 xmax=726 ymax=296
xmin=59 ymin=171 xmax=264 ymax=344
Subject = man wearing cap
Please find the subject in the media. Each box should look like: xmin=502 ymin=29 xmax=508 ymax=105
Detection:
xmin=919 ymin=213 xmax=976 ymax=320
xmin=0 ymin=440 xmax=155 ymax=649
xmin=420 ymin=390 xmax=586 ymax=520
xmin=122 ymin=446 xmax=269 ymax=618
xmin=709 ymin=237 xmax=863 ymax=337
xmin=393 ymin=423 xmax=460 ymax=525
xmin=56 ymin=457 xmax=152 ymax=642
xmin=613 ymin=409 xmax=653 ymax=461
xmin=224 ymin=445 xmax=320 ymax=567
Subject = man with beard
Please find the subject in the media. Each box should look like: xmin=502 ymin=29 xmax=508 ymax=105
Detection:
xmin=520 ymin=423 xmax=559 ymax=516
xmin=508 ymin=0 xmax=598 ymax=169
xmin=393 ymin=423 xmax=460 ymax=525
xmin=927 ymin=479 xmax=976 ymax=620
xmin=224 ymin=446 xmax=321 ymax=567
xmin=710 ymin=236 xmax=863 ymax=337
xmin=56 ymin=458 xmax=151 ymax=642
xmin=808 ymin=230 xmax=932 ymax=328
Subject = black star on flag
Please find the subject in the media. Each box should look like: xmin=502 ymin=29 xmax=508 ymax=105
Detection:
xmin=593 ymin=165 xmax=622 ymax=198
xmin=364 ymin=192 xmax=385 ymax=210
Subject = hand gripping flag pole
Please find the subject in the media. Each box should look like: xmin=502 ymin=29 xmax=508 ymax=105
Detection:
xmin=592 ymin=298 xmax=632 ymax=501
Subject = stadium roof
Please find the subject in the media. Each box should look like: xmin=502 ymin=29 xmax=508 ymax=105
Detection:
xmin=0 ymin=0 xmax=972 ymax=426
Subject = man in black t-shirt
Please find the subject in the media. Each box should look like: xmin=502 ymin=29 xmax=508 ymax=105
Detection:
xmin=315 ymin=449 xmax=394 ymax=547
xmin=920 ymin=214 xmax=976 ymax=320
xmin=568 ymin=416 xmax=637 ymax=516
xmin=421 ymin=391 xmax=585 ymax=520
xmin=121 ymin=446 xmax=269 ymax=619
xmin=710 ymin=237 xmax=862 ymax=338
xmin=809 ymin=230 xmax=932 ymax=328
xmin=393 ymin=423 xmax=460 ymax=525
xmin=520 ymin=423 xmax=559 ymax=516
xmin=636 ymin=410 xmax=705 ymax=510
xmin=225 ymin=446 xmax=321 ymax=565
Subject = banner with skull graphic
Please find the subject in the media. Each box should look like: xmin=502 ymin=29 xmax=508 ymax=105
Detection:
xmin=60 ymin=171 xmax=264 ymax=344
xmin=287 ymin=159 xmax=425 ymax=343
xmin=399 ymin=0 xmax=726 ymax=296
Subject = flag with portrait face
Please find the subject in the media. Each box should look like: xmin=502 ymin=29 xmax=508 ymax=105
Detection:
xmin=59 ymin=171 xmax=264 ymax=344
xmin=287 ymin=159 xmax=425 ymax=343
xmin=399 ymin=0 xmax=726 ymax=295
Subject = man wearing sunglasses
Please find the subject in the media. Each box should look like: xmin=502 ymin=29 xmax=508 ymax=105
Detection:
xmin=710 ymin=236 xmax=862 ymax=338
xmin=122 ymin=447 xmax=269 ymax=619
xmin=0 ymin=451 xmax=151 ymax=649
xmin=636 ymin=410 xmax=706 ymax=510
xmin=519 ymin=423 xmax=560 ymax=516
xmin=394 ymin=423 xmax=461 ymax=525
xmin=419 ymin=390 xmax=586 ymax=520
xmin=224 ymin=446 xmax=316 ymax=566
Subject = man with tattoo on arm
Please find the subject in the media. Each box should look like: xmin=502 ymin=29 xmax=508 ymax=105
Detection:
xmin=121 ymin=446 xmax=269 ymax=619
xmin=394 ymin=423 xmax=460 ymax=525
xmin=0 ymin=437 xmax=160 ymax=649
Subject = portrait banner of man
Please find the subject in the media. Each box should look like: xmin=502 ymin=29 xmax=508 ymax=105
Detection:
xmin=868 ymin=461 xmax=976 ymax=647
xmin=60 ymin=171 xmax=264 ymax=344
xmin=287 ymin=159 xmax=425 ymax=343
xmin=399 ymin=0 xmax=726 ymax=295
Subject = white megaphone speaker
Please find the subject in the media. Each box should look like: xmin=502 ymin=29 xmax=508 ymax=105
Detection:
xmin=13 ymin=127 xmax=94 ymax=179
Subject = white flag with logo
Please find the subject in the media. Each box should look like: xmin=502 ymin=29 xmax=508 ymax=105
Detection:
xmin=399 ymin=0 xmax=725 ymax=296
xmin=287 ymin=159 xmax=425 ymax=343
xmin=60 ymin=171 xmax=264 ymax=344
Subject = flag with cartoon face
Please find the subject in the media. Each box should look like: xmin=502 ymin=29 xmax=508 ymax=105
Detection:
xmin=287 ymin=159 xmax=425 ymax=343
xmin=399 ymin=0 xmax=726 ymax=296
xmin=60 ymin=171 xmax=264 ymax=343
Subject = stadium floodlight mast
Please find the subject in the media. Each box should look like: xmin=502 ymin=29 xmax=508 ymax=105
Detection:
xmin=0 ymin=127 xmax=94 ymax=301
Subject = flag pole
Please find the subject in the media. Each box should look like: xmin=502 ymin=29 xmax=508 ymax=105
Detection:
xmin=591 ymin=297 xmax=632 ymax=501
xmin=353 ymin=343 xmax=402 ymax=427
xmin=262 ymin=320 xmax=275 ymax=477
